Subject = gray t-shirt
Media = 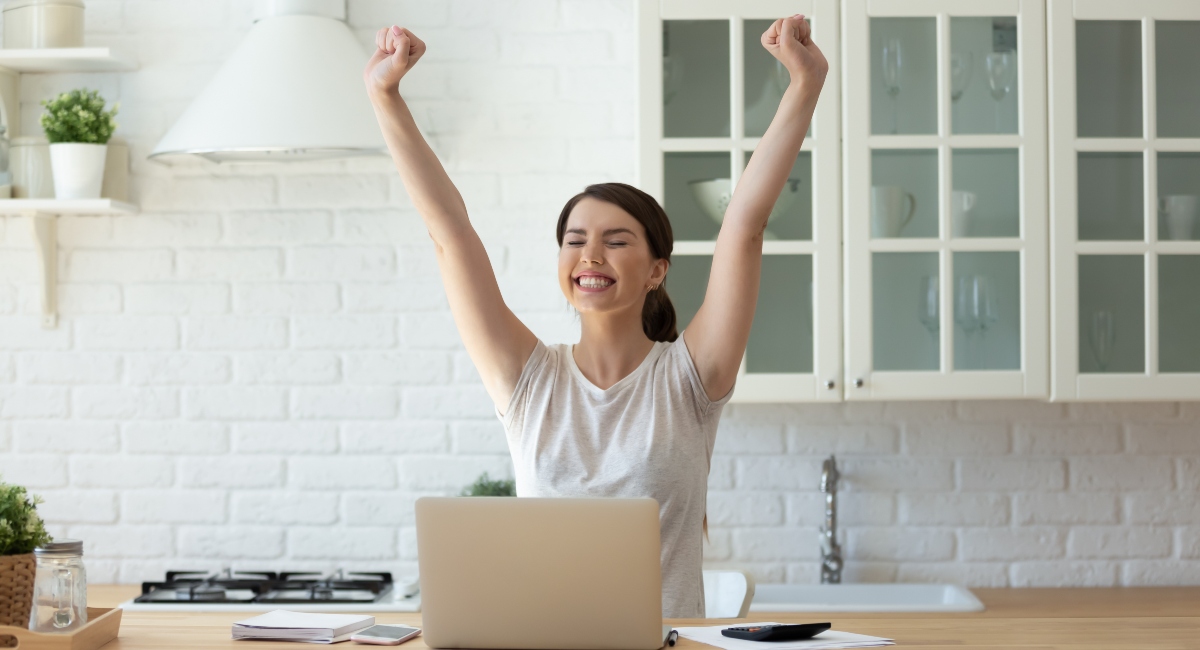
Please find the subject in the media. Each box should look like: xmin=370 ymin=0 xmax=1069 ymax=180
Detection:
xmin=496 ymin=331 xmax=734 ymax=618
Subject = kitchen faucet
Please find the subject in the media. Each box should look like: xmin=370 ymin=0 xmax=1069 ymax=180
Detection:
xmin=819 ymin=454 xmax=842 ymax=584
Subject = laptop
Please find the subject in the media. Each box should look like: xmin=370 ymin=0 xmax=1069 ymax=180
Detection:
xmin=415 ymin=496 xmax=672 ymax=650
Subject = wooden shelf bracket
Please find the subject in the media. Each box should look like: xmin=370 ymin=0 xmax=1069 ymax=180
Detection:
xmin=27 ymin=211 xmax=58 ymax=328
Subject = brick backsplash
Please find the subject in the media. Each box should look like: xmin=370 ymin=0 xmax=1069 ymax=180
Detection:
xmin=1 ymin=0 xmax=1198 ymax=587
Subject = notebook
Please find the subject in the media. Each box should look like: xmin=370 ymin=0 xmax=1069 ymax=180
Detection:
xmin=232 ymin=610 xmax=375 ymax=644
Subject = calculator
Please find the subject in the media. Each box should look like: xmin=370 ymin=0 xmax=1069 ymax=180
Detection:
xmin=720 ymin=623 xmax=832 ymax=641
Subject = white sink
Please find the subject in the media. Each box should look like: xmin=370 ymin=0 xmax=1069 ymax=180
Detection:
xmin=749 ymin=583 xmax=985 ymax=613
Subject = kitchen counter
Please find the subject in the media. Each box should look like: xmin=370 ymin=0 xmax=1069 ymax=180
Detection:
xmin=86 ymin=585 xmax=1200 ymax=649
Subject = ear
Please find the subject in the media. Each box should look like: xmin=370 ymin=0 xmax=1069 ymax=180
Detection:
xmin=650 ymin=258 xmax=670 ymax=286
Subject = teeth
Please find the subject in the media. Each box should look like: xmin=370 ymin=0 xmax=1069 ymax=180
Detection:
xmin=578 ymin=276 xmax=614 ymax=288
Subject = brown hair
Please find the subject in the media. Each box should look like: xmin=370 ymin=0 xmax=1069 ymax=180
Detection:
xmin=556 ymin=182 xmax=678 ymax=343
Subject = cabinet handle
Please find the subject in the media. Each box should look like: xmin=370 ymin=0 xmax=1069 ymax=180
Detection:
xmin=825 ymin=380 xmax=835 ymax=390
xmin=854 ymin=378 xmax=864 ymax=388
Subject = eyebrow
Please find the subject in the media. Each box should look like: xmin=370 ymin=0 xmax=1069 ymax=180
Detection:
xmin=565 ymin=227 xmax=638 ymax=237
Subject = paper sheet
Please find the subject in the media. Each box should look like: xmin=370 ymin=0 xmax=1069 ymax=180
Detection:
xmin=674 ymin=622 xmax=894 ymax=650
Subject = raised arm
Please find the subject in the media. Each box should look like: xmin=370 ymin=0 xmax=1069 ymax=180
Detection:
xmin=364 ymin=26 xmax=537 ymax=414
xmin=682 ymin=15 xmax=827 ymax=401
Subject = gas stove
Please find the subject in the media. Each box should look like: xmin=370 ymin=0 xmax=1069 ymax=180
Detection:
xmin=119 ymin=569 xmax=421 ymax=612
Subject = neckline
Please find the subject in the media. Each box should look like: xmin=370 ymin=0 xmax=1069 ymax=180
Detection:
xmin=567 ymin=340 xmax=667 ymax=395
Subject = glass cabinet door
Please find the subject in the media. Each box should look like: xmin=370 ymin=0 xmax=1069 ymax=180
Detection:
xmin=1050 ymin=0 xmax=1200 ymax=399
xmin=638 ymin=0 xmax=842 ymax=401
xmin=844 ymin=0 xmax=1048 ymax=400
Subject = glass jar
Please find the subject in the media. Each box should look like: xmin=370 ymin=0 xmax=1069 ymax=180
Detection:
xmin=28 ymin=539 xmax=87 ymax=633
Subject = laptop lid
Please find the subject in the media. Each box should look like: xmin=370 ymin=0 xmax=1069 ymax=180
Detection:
xmin=415 ymin=496 xmax=666 ymax=650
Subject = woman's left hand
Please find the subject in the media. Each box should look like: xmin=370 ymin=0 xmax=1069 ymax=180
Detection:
xmin=761 ymin=14 xmax=828 ymax=95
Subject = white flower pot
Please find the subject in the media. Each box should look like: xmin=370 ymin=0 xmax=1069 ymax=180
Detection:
xmin=49 ymin=142 xmax=108 ymax=199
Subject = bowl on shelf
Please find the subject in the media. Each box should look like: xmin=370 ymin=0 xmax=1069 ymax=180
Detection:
xmin=687 ymin=177 xmax=801 ymax=239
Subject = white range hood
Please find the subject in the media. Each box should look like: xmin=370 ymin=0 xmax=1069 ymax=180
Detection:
xmin=149 ymin=0 xmax=387 ymax=163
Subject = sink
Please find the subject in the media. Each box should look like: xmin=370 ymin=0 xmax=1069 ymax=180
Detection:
xmin=749 ymin=583 xmax=985 ymax=613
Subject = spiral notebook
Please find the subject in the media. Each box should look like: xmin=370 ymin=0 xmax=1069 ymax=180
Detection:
xmin=232 ymin=610 xmax=375 ymax=644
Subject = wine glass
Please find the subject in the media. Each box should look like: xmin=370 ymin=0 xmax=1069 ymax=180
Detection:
xmin=662 ymin=25 xmax=684 ymax=106
xmin=972 ymin=276 xmax=998 ymax=333
xmin=1088 ymin=309 xmax=1116 ymax=372
xmin=663 ymin=54 xmax=684 ymax=106
xmin=881 ymin=38 xmax=902 ymax=134
xmin=985 ymin=51 xmax=1017 ymax=132
xmin=950 ymin=51 xmax=974 ymax=103
xmin=954 ymin=275 xmax=980 ymax=334
xmin=957 ymin=275 xmax=1000 ymax=367
xmin=917 ymin=275 xmax=939 ymax=347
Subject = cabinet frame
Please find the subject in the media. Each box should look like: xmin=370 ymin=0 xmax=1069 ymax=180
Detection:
xmin=842 ymin=0 xmax=1049 ymax=400
xmin=636 ymin=0 xmax=844 ymax=402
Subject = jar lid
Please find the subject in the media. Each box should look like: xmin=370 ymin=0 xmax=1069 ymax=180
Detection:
xmin=34 ymin=539 xmax=83 ymax=557
xmin=3 ymin=0 xmax=86 ymax=11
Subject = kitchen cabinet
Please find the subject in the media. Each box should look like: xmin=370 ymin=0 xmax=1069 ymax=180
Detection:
xmin=842 ymin=0 xmax=1048 ymax=400
xmin=1048 ymin=0 xmax=1200 ymax=400
xmin=638 ymin=0 xmax=1057 ymax=402
xmin=636 ymin=0 xmax=843 ymax=402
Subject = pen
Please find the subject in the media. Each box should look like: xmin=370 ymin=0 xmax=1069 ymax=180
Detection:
xmin=667 ymin=629 xmax=679 ymax=646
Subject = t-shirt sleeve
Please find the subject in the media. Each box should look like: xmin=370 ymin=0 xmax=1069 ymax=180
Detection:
xmin=673 ymin=330 xmax=735 ymax=418
xmin=496 ymin=338 xmax=552 ymax=435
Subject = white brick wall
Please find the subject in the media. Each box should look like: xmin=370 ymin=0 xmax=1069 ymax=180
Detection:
xmin=1 ymin=0 xmax=1198 ymax=588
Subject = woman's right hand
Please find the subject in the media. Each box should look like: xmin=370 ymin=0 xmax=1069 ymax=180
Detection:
xmin=363 ymin=25 xmax=426 ymax=97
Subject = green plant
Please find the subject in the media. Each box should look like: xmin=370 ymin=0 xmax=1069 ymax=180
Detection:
xmin=0 ymin=478 xmax=52 ymax=556
xmin=39 ymin=88 xmax=119 ymax=144
xmin=460 ymin=472 xmax=515 ymax=497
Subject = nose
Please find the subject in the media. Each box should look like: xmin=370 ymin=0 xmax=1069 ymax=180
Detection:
xmin=580 ymin=240 xmax=605 ymax=265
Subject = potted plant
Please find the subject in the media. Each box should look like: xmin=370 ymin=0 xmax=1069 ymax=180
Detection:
xmin=39 ymin=88 xmax=119 ymax=200
xmin=0 ymin=478 xmax=52 ymax=630
xmin=460 ymin=472 xmax=515 ymax=497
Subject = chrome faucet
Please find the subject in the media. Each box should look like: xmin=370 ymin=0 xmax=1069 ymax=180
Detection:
xmin=819 ymin=455 xmax=843 ymax=584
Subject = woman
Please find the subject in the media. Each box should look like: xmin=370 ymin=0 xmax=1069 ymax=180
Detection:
xmin=364 ymin=16 xmax=826 ymax=618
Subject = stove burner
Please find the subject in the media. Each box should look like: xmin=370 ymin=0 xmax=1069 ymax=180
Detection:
xmin=177 ymin=584 xmax=227 ymax=601
xmin=134 ymin=568 xmax=398 ymax=605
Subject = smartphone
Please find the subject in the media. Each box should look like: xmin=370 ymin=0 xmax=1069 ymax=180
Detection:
xmin=350 ymin=625 xmax=422 ymax=645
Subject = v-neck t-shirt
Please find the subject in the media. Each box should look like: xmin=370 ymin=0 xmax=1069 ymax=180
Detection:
xmin=495 ymin=331 xmax=734 ymax=618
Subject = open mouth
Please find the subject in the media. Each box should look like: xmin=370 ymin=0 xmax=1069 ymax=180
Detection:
xmin=575 ymin=274 xmax=616 ymax=292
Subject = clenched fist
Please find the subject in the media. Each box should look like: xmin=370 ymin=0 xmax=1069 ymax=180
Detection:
xmin=364 ymin=25 xmax=426 ymax=97
xmin=762 ymin=14 xmax=828 ymax=94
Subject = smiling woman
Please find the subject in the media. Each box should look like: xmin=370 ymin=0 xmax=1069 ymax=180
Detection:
xmin=364 ymin=15 xmax=826 ymax=619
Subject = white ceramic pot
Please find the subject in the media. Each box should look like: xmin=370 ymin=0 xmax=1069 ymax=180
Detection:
xmin=11 ymin=136 xmax=55 ymax=198
xmin=49 ymin=142 xmax=108 ymax=199
xmin=2 ymin=0 xmax=85 ymax=49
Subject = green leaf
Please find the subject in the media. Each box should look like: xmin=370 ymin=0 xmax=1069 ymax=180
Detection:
xmin=38 ymin=87 xmax=119 ymax=144
xmin=0 ymin=477 xmax=53 ymax=556
xmin=460 ymin=472 xmax=516 ymax=497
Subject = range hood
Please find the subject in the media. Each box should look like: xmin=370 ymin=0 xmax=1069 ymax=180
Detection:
xmin=149 ymin=0 xmax=387 ymax=163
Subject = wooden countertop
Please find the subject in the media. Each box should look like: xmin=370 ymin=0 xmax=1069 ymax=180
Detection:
xmin=86 ymin=585 xmax=1200 ymax=649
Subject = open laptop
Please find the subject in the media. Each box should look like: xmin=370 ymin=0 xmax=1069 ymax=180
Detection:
xmin=415 ymin=496 xmax=672 ymax=650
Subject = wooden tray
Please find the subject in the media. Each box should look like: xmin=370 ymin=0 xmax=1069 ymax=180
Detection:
xmin=0 ymin=608 xmax=121 ymax=650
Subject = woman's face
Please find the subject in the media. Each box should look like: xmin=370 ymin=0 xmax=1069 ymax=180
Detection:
xmin=558 ymin=197 xmax=668 ymax=316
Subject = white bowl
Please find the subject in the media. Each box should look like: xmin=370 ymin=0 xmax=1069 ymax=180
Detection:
xmin=688 ymin=177 xmax=802 ymax=239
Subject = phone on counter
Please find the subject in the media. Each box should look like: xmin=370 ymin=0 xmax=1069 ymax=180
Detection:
xmin=350 ymin=624 xmax=422 ymax=645
xmin=721 ymin=623 xmax=831 ymax=641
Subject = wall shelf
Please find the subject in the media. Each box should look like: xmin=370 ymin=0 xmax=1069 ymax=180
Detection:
xmin=0 ymin=44 xmax=140 ymax=329
xmin=0 ymin=200 xmax=138 ymax=329
xmin=0 ymin=47 xmax=138 ymax=73
xmin=0 ymin=198 xmax=137 ymax=215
